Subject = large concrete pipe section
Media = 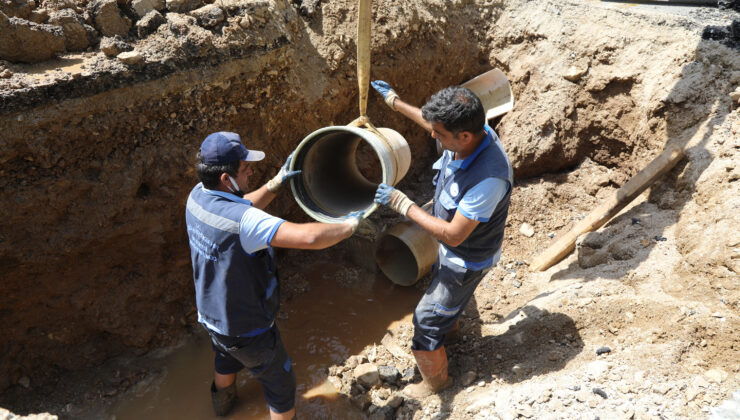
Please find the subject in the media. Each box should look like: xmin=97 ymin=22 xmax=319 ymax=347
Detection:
xmin=374 ymin=221 xmax=439 ymax=286
xmin=289 ymin=126 xmax=410 ymax=223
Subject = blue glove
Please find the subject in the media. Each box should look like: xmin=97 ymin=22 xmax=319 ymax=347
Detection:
xmin=371 ymin=80 xmax=393 ymax=99
xmin=375 ymin=183 xmax=414 ymax=215
xmin=371 ymin=80 xmax=399 ymax=110
xmin=279 ymin=152 xmax=302 ymax=182
xmin=344 ymin=210 xmax=365 ymax=233
xmin=374 ymin=183 xmax=395 ymax=205
xmin=266 ymin=152 xmax=302 ymax=193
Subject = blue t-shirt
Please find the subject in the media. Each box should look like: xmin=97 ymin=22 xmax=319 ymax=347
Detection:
xmin=201 ymin=188 xmax=285 ymax=255
xmin=431 ymin=132 xmax=511 ymax=269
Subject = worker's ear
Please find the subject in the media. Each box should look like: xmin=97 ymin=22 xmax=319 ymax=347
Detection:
xmin=219 ymin=172 xmax=231 ymax=186
xmin=456 ymin=130 xmax=475 ymax=146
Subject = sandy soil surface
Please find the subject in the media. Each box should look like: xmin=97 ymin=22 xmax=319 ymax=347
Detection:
xmin=0 ymin=0 xmax=738 ymax=418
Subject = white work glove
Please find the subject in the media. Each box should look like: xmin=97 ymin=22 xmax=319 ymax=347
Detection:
xmin=374 ymin=183 xmax=415 ymax=216
xmin=266 ymin=152 xmax=301 ymax=193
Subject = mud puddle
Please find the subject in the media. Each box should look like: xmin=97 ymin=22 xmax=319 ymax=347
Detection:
xmin=108 ymin=262 xmax=420 ymax=419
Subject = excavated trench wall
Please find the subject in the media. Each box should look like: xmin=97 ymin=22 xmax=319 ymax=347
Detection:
xmin=1 ymin=0 xmax=738 ymax=400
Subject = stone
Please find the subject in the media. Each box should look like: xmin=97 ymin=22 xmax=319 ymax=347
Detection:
xmin=0 ymin=69 xmax=12 ymax=78
xmin=346 ymin=356 xmax=358 ymax=369
xmin=18 ymin=376 xmax=30 ymax=388
xmin=460 ymin=371 xmax=476 ymax=387
xmin=368 ymin=406 xmax=394 ymax=420
xmin=704 ymin=369 xmax=728 ymax=383
xmin=564 ymin=65 xmax=588 ymax=82
xmin=136 ymin=10 xmax=165 ymax=37
xmin=354 ymin=363 xmax=380 ymax=388
xmin=377 ymin=366 xmax=400 ymax=384
xmin=48 ymin=9 xmax=94 ymax=51
xmin=166 ymin=0 xmax=202 ymax=13
xmin=0 ymin=12 xmax=65 ymax=63
xmin=190 ymin=4 xmax=223 ymax=27
xmin=577 ymin=245 xmax=608 ymax=268
xmin=29 ymin=8 xmax=49 ymax=23
xmin=730 ymin=87 xmax=740 ymax=103
xmin=608 ymin=241 xmax=635 ymax=261
xmin=596 ymin=346 xmax=612 ymax=355
xmin=519 ymin=223 xmax=535 ymax=237
xmin=99 ymin=36 xmax=131 ymax=57
xmin=91 ymin=0 xmax=131 ymax=37
xmin=327 ymin=375 xmax=342 ymax=391
xmin=401 ymin=368 xmax=414 ymax=381
xmin=0 ymin=0 xmax=32 ymax=19
xmin=117 ymin=50 xmax=143 ymax=65
xmin=386 ymin=394 xmax=404 ymax=408
xmin=131 ymin=0 xmax=165 ymax=17
xmin=350 ymin=394 xmax=370 ymax=410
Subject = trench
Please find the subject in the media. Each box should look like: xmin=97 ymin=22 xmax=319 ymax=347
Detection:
xmin=109 ymin=263 xmax=420 ymax=419
xmin=1 ymin=0 xmax=737 ymax=418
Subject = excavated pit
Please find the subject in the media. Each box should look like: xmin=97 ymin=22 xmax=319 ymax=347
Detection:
xmin=1 ymin=0 xmax=739 ymax=418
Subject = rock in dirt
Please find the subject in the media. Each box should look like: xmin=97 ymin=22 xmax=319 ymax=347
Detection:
xmin=117 ymin=50 xmax=143 ymax=65
xmin=595 ymin=346 xmax=611 ymax=355
xmin=519 ymin=222 xmax=535 ymax=237
xmin=593 ymin=387 xmax=608 ymax=399
xmin=1 ymin=69 xmax=12 ymax=78
xmin=704 ymin=368 xmax=728 ymax=383
xmin=166 ymin=0 xmax=203 ymax=14
xmin=386 ymin=394 xmax=404 ymax=408
xmin=460 ymin=371 xmax=477 ymax=386
xmin=0 ymin=12 xmax=66 ymax=63
xmin=730 ymin=87 xmax=740 ymax=103
xmin=377 ymin=366 xmax=400 ymax=384
xmin=29 ymin=8 xmax=49 ymax=23
xmin=368 ymin=405 xmax=394 ymax=420
xmin=190 ymin=4 xmax=224 ymax=28
xmin=136 ymin=10 xmax=165 ymax=37
xmin=131 ymin=0 xmax=165 ymax=18
xmin=564 ymin=64 xmax=588 ymax=82
xmin=354 ymin=363 xmax=380 ymax=388
xmin=99 ymin=36 xmax=132 ymax=57
xmin=48 ymin=9 xmax=96 ymax=52
xmin=0 ymin=0 xmax=32 ymax=19
xmin=91 ymin=0 xmax=131 ymax=37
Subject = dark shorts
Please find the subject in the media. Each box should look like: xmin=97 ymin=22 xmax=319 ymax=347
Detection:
xmin=206 ymin=324 xmax=296 ymax=414
xmin=412 ymin=256 xmax=488 ymax=351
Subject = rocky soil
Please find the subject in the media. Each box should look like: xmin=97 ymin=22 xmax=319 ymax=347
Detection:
xmin=1 ymin=0 xmax=739 ymax=418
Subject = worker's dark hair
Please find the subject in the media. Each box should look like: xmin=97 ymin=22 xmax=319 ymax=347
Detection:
xmin=421 ymin=86 xmax=485 ymax=135
xmin=196 ymin=151 xmax=240 ymax=189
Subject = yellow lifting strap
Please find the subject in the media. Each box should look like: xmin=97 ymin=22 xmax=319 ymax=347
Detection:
xmin=357 ymin=0 xmax=371 ymax=117
xmin=350 ymin=0 xmax=395 ymax=172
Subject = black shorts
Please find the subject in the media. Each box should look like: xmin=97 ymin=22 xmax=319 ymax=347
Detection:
xmin=207 ymin=324 xmax=296 ymax=413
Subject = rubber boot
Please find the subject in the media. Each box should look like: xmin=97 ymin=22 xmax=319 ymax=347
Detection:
xmin=401 ymin=346 xmax=452 ymax=399
xmin=211 ymin=381 xmax=237 ymax=417
xmin=445 ymin=320 xmax=460 ymax=344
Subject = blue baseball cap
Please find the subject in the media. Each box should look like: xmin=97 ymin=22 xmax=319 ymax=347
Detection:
xmin=200 ymin=132 xmax=265 ymax=165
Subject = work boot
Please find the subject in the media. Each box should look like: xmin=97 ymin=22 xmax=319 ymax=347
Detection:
xmin=401 ymin=346 xmax=452 ymax=399
xmin=445 ymin=320 xmax=460 ymax=344
xmin=211 ymin=381 xmax=237 ymax=416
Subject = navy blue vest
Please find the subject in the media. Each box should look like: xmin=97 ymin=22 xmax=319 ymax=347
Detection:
xmin=185 ymin=184 xmax=279 ymax=337
xmin=433 ymin=126 xmax=513 ymax=264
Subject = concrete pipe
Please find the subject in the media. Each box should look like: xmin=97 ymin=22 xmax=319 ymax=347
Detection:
xmin=289 ymin=125 xmax=411 ymax=223
xmin=375 ymin=221 xmax=439 ymax=286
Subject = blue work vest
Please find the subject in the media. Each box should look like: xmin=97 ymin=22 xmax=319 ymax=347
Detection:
xmin=185 ymin=184 xmax=279 ymax=337
xmin=433 ymin=126 xmax=513 ymax=265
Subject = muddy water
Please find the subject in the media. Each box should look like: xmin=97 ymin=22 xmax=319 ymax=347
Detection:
xmin=109 ymin=262 xmax=420 ymax=419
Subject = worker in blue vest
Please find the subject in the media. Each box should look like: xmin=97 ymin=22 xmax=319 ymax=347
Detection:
xmin=371 ymin=82 xmax=513 ymax=399
xmin=185 ymin=131 xmax=363 ymax=418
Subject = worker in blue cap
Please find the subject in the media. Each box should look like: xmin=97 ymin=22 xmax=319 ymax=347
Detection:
xmin=185 ymin=131 xmax=363 ymax=418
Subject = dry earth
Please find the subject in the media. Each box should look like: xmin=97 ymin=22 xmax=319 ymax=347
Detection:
xmin=0 ymin=0 xmax=739 ymax=418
